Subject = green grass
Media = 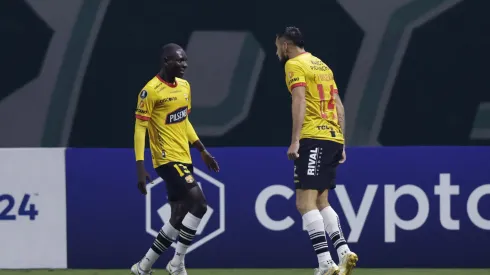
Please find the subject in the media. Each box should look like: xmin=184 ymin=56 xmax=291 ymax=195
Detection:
xmin=0 ymin=269 xmax=488 ymax=275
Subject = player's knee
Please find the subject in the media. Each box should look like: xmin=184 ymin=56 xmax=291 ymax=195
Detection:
xmin=190 ymin=200 xmax=208 ymax=218
xmin=169 ymin=215 xmax=185 ymax=229
xmin=316 ymin=197 xmax=330 ymax=210
xmin=296 ymin=200 xmax=316 ymax=215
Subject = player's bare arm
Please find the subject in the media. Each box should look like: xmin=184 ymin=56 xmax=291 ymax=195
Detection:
xmin=186 ymin=119 xmax=219 ymax=172
xmin=192 ymin=140 xmax=220 ymax=172
xmin=134 ymin=119 xmax=152 ymax=195
xmin=334 ymin=93 xmax=347 ymax=163
xmin=288 ymin=85 xmax=306 ymax=160
xmin=334 ymin=93 xmax=345 ymax=134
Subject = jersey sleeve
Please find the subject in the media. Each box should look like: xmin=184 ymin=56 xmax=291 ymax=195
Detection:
xmin=332 ymin=81 xmax=338 ymax=93
xmin=135 ymin=87 xmax=156 ymax=121
xmin=188 ymin=87 xmax=192 ymax=114
xmin=285 ymin=61 xmax=306 ymax=92
xmin=186 ymin=119 xmax=199 ymax=144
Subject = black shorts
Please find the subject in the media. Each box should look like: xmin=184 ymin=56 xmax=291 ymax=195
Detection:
xmin=155 ymin=162 xmax=198 ymax=202
xmin=294 ymin=138 xmax=343 ymax=191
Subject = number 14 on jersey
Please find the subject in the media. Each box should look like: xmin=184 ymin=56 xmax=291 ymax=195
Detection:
xmin=316 ymin=84 xmax=337 ymax=119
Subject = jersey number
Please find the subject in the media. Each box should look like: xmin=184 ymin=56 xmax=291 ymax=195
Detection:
xmin=174 ymin=164 xmax=190 ymax=177
xmin=316 ymin=84 xmax=337 ymax=119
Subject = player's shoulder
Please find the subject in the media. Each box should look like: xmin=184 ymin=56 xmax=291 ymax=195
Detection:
xmin=307 ymin=53 xmax=329 ymax=66
xmin=141 ymin=76 xmax=161 ymax=94
xmin=176 ymin=77 xmax=191 ymax=88
xmin=285 ymin=58 xmax=304 ymax=71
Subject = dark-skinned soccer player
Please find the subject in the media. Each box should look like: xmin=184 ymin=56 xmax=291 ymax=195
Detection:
xmin=131 ymin=43 xmax=219 ymax=275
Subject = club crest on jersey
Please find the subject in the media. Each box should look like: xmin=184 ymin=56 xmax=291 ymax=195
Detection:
xmin=140 ymin=90 xmax=148 ymax=99
xmin=288 ymin=71 xmax=294 ymax=79
xmin=165 ymin=107 xmax=188 ymax=124
xmin=185 ymin=175 xmax=194 ymax=183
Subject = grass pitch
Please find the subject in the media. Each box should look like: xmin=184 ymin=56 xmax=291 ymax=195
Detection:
xmin=0 ymin=269 xmax=487 ymax=275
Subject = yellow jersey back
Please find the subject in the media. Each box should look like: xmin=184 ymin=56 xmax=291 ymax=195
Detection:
xmin=284 ymin=52 xmax=344 ymax=144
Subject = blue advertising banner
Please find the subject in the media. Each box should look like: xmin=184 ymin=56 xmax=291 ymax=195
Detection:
xmin=65 ymin=147 xmax=490 ymax=269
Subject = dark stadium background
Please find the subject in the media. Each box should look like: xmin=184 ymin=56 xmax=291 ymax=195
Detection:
xmin=2 ymin=0 xmax=489 ymax=148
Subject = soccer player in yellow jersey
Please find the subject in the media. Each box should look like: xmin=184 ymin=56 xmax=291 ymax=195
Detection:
xmin=275 ymin=27 xmax=358 ymax=275
xmin=131 ymin=43 xmax=219 ymax=275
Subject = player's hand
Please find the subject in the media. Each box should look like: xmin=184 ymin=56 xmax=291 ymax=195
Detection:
xmin=287 ymin=141 xmax=300 ymax=160
xmin=339 ymin=147 xmax=346 ymax=164
xmin=136 ymin=163 xmax=152 ymax=195
xmin=201 ymin=150 xmax=220 ymax=172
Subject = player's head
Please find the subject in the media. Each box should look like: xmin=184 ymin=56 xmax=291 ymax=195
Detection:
xmin=275 ymin=26 xmax=305 ymax=62
xmin=160 ymin=43 xmax=188 ymax=78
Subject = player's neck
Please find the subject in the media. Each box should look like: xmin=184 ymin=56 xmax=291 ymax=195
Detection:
xmin=288 ymin=48 xmax=306 ymax=59
xmin=158 ymin=70 xmax=176 ymax=84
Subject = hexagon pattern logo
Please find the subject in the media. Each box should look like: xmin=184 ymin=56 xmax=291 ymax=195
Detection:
xmin=145 ymin=168 xmax=225 ymax=254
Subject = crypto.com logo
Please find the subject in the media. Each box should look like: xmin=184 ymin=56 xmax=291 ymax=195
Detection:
xmin=145 ymin=168 xmax=225 ymax=254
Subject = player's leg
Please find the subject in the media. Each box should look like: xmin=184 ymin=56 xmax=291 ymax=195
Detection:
xmin=297 ymin=189 xmax=337 ymax=271
xmin=137 ymin=201 xmax=189 ymax=273
xmin=166 ymin=164 xmax=207 ymax=274
xmin=132 ymin=164 xmax=189 ymax=275
xmin=316 ymin=141 xmax=358 ymax=275
xmin=318 ymin=191 xmax=357 ymax=275
xmin=169 ymin=184 xmax=207 ymax=267
xmin=295 ymin=139 xmax=339 ymax=275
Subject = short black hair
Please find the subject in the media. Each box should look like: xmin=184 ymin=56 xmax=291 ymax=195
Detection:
xmin=160 ymin=43 xmax=183 ymax=60
xmin=277 ymin=26 xmax=305 ymax=48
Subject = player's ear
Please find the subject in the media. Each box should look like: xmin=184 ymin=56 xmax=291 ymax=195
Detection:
xmin=282 ymin=41 xmax=288 ymax=53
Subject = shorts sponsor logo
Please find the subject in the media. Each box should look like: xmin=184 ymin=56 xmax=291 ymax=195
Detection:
xmin=307 ymin=148 xmax=319 ymax=176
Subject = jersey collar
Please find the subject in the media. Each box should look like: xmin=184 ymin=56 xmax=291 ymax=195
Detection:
xmin=156 ymin=74 xmax=178 ymax=88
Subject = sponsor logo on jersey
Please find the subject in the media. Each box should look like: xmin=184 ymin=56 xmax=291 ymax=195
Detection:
xmin=316 ymin=125 xmax=333 ymax=131
xmin=136 ymin=108 xmax=148 ymax=114
xmin=165 ymin=107 xmax=188 ymax=124
xmin=140 ymin=90 xmax=148 ymax=99
xmin=288 ymin=77 xmax=299 ymax=85
xmin=316 ymin=73 xmax=333 ymax=82
xmin=288 ymin=71 xmax=294 ymax=79
xmin=157 ymin=97 xmax=178 ymax=105
xmin=310 ymin=65 xmax=329 ymax=71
